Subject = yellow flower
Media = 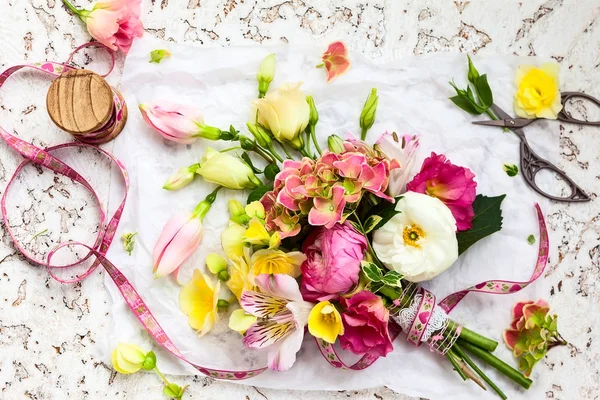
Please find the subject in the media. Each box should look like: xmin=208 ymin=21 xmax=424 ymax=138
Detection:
xmin=222 ymin=222 xmax=246 ymax=260
xmin=245 ymin=201 xmax=265 ymax=219
xmin=227 ymin=248 xmax=255 ymax=302
xmin=111 ymin=343 xmax=148 ymax=374
xmin=308 ymin=301 xmax=344 ymax=344
xmin=250 ymin=249 xmax=304 ymax=277
xmin=244 ymin=217 xmax=271 ymax=246
xmin=229 ymin=309 xmax=257 ymax=334
xmin=514 ymin=63 xmax=562 ymax=119
xmin=179 ymin=269 xmax=220 ymax=336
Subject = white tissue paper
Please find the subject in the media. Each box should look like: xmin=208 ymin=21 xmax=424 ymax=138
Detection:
xmin=102 ymin=36 xmax=557 ymax=399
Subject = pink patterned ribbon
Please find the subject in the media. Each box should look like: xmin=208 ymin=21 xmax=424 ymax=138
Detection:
xmin=0 ymin=45 xmax=267 ymax=380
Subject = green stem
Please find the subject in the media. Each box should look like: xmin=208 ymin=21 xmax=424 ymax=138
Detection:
xmin=154 ymin=366 xmax=170 ymax=386
xmin=266 ymin=143 xmax=284 ymax=163
xmin=485 ymin=109 xmax=510 ymax=133
xmin=309 ymin=125 xmax=322 ymax=154
xmin=457 ymin=339 xmax=532 ymax=390
xmin=446 ymin=349 xmax=468 ymax=381
xmin=62 ymin=0 xmax=83 ymax=17
xmin=453 ymin=343 xmax=507 ymax=399
xmin=220 ymin=145 xmax=242 ymax=153
xmin=29 ymin=228 xmax=48 ymax=242
xmin=459 ymin=326 xmax=498 ymax=352
xmin=281 ymin=144 xmax=293 ymax=159
xmin=360 ymin=127 xmax=368 ymax=141
xmin=253 ymin=145 xmax=275 ymax=163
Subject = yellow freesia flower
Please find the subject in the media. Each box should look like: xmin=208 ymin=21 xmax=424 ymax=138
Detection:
xmin=227 ymin=248 xmax=255 ymax=302
xmin=250 ymin=249 xmax=305 ymax=278
xmin=111 ymin=343 xmax=148 ymax=374
xmin=245 ymin=201 xmax=265 ymax=219
xmin=244 ymin=217 xmax=271 ymax=246
xmin=179 ymin=269 xmax=220 ymax=336
xmin=228 ymin=309 xmax=257 ymax=334
xmin=308 ymin=301 xmax=344 ymax=344
xmin=221 ymin=222 xmax=246 ymax=260
xmin=514 ymin=63 xmax=563 ymax=119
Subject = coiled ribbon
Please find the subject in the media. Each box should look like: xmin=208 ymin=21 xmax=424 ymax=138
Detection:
xmin=0 ymin=43 xmax=550 ymax=378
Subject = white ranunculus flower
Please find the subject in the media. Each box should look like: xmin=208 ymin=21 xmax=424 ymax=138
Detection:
xmin=252 ymin=82 xmax=310 ymax=143
xmin=372 ymin=191 xmax=458 ymax=282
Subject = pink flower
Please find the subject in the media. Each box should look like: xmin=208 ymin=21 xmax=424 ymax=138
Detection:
xmin=65 ymin=0 xmax=144 ymax=53
xmin=139 ymin=102 xmax=221 ymax=144
xmin=153 ymin=211 xmax=204 ymax=280
xmin=300 ymin=222 xmax=367 ymax=302
xmin=375 ymin=132 xmax=420 ymax=196
xmin=321 ymin=41 xmax=351 ymax=82
xmin=307 ymin=185 xmax=346 ymax=228
xmin=339 ymin=291 xmax=393 ymax=357
xmin=406 ymin=152 xmax=477 ymax=231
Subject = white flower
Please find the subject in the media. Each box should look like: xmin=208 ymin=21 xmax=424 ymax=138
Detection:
xmin=372 ymin=191 xmax=458 ymax=282
xmin=375 ymin=132 xmax=419 ymax=197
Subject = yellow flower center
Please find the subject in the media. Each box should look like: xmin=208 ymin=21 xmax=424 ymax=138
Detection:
xmin=403 ymin=224 xmax=425 ymax=248
xmin=321 ymin=305 xmax=336 ymax=323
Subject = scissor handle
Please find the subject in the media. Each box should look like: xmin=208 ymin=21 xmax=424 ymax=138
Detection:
xmin=558 ymin=92 xmax=600 ymax=126
xmin=520 ymin=139 xmax=590 ymax=202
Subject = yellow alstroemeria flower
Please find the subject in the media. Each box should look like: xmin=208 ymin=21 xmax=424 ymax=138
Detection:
xmin=179 ymin=269 xmax=220 ymax=336
xmin=308 ymin=301 xmax=344 ymax=344
xmin=111 ymin=343 xmax=148 ymax=374
xmin=222 ymin=222 xmax=247 ymax=260
xmin=250 ymin=248 xmax=305 ymax=278
xmin=229 ymin=309 xmax=257 ymax=334
xmin=227 ymin=247 xmax=255 ymax=302
xmin=244 ymin=217 xmax=271 ymax=246
xmin=514 ymin=63 xmax=563 ymax=119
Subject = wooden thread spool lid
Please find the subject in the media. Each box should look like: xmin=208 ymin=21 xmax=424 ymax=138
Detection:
xmin=46 ymin=69 xmax=119 ymax=136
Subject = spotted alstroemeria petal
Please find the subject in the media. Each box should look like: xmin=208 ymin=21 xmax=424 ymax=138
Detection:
xmin=240 ymin=290 xmax=291 ymax=319
xmin=243 ymin=320 xmax=295 ymax=349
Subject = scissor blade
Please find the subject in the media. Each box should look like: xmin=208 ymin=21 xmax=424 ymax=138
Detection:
xmin=489 ymin=103 xmax=513 ymax=120
xmin=472 ymin=120 xmax=509 ymax=127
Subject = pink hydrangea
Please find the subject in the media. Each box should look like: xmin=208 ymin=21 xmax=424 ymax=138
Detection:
xmin=406 ymin=152 xmax=477 ymax=231
xmin=300 ymin=222 xmax=367 ymax=302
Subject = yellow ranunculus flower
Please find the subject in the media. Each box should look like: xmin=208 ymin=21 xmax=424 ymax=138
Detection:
xmin=514 ymin=63 xmax=563 ymax=119
xmin=111 ymin=343 xmax=148 ymax=374
xmin=221 ymin=222 xmax=246 ymax=260
xmin=179 ymin=269 xmax=220 ymax=336
xmin=250 ymin=249 xmax=305 ymax=278
xmin=244 ymin=217 xmax=271 ymax=246
xmin=252 ymin=82 xmax=310 ymax=143
xmin=229 ymin=309 xmax=257 ymax=334
xmin=227 ymin=248 xmax=255 ymax=302
xmin=308 ymin=301 xmax=344 ymax=344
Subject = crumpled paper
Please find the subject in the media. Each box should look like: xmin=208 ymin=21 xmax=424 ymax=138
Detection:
xmin=101 ymin=36 xmax=557 ymax=399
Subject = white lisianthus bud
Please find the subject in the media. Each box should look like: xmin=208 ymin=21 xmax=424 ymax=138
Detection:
xmin=196 ymin=148 xmax=262 ymax=190
xmin=372 ymin=191 xmax=458 ymax=282
xmin=257 ymin=53 xmax=276 ymax=98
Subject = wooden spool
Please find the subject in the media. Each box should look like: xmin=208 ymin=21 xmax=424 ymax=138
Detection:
xmin=46 ymin=69 xmax=126 ymax=142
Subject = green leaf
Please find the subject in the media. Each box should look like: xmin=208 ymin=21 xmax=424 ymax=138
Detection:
xmin=475 ymin=74 xmax=493 ymax=108
xmin=467 ymin=55 xmax=480 ymax=84
xmin=449 ymin=95 xmax=484 ymax=115
xmin=264 ymin=163 xmax=280 ymax=181
xmin=361 ymin=261 xmax=383 ymax=282
xmin=241 ymin=152 xmax=262 ymax=174
xmin=346 ymin=218 xmax=363 ymax=234
xmin=149 ymin=49 xmax=171 ymax=64
xmin=247 ymin=183 xmax=273 ymax=204
xmin=381 ymin=271 xmax=403 ymax=288
xmin=503 ymin=163 xmax=519 ymax=177
xmin=366 ymin=281 xmax=384 ymax=294
xmin=456 ymin=194 xmax=506 ymax=255
xmin=369 ymin=196 xmax=403 ymax=231
xmin=527 ymin=234 xmax=536 ymax=245
xmin=363 ymin=215 xmax=383 ymax=233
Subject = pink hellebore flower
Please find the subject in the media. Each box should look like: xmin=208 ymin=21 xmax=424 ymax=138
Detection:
xmin=240 ymin=274 xmax=314 ymax=371
xmin=376 ymin=132 xmax=420 ymax=197
xmin=139 ymin=102 xmax=220 ymax=144
xmin=63 ymin=0 xmax=144 ymax=53
xmin=300 ymin=222 xmax=367 ymax=302
xmin=407 ymin=152 xmax=477 ymax=231
xmin=339 ymin=291 xmax=393 ymax=357
xmin=321 ymin=41 xmax=351 ymax=82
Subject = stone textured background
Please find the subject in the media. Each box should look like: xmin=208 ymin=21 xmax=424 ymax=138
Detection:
xmin=0 ymin=0 xmax=599 ymax=399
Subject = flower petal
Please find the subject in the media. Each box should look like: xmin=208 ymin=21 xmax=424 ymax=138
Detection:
xmin=267 ymin=325 xmax=305 ymax=371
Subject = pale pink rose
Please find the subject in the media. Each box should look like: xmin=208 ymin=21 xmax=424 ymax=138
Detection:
xmin=300 ymin=222 xmax=367 ymax=302
xmin=339 ymin=291 xmax=393 ymax=357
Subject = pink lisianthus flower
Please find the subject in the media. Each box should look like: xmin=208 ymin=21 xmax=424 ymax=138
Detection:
xmin=339 ymin=291 xmax=393 ymax=357
xmin=406 ymin=152 xmax=477 ymax=231
xmin=63 ymin=0 xmax=144 ymax=53
xmin=300 ymin=222 xmax=367 ymax=302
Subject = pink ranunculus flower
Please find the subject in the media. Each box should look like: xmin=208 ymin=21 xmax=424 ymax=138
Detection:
xmin=375 ymin=132 xmax=420 ymax=197
xmin=63 ymin=0 xmax=144 ymax=53
xmin=407 ymin=152 xmax=477 ymax=231
xmin=339 ymin=291 xmax=393 ymax=357
xmin=300 ymin=222 xmax=367 ymax=302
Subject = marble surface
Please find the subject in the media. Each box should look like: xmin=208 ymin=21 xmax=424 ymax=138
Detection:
xmin=0 ymin=0 xmax=599 ymax=399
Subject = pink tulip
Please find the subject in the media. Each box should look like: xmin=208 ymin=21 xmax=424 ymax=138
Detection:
xmin=63 ymin=0 xmax=144 ymax=53
xmin=300 ymin=222 xmax=367 ymax=302
xmin=153 ymin=211 xmax=204 ymax=279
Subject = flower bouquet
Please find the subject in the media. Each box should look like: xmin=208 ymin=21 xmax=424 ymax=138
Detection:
xmin=131 ymin=43 xmax=551 ymax=399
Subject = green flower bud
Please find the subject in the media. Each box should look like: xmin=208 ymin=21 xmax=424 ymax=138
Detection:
xmin=467 ymin=55 xmax=480 ymax=84
xmin=327 ymin=134 xmax=344 ymax=154
xmin=360 ymin=88 xmax=378 ymax=133
xmin=306 ymin=95 xmax=319 ymax=126
xmin=149 ymin=49 xmax=171 ymax=64
xmin=239 ymin=135 xmax=255 ymax=151
xmin=217 ymin=299 xmax=230 ymax=310
xmin=163 ymin=164 xmax=199 ymax=191
xmin=163 ymin=383 xmax=189 ymax=400
xmin=246 ymin=122 xmax=272 ymax=148
xmin=257 ymin=54 xmax=276 ymax=98
xmin=141 ymin=351 xmax=157 ymax=371
xmin=206 ymin=253 xmax=228 ymax=276
xmin=288 ymin=134 xmax=304 ymax=151
xmin=228 ymin=199 xmax=246 ymax=217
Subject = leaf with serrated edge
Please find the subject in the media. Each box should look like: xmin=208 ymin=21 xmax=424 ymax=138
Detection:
xmin=456 ymin=194 xmax=505 ymax=255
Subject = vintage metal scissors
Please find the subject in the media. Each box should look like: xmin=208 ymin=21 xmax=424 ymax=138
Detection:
xmin=472 ymin=92 xmax=600 ymax=202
